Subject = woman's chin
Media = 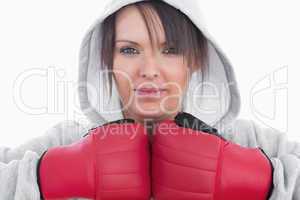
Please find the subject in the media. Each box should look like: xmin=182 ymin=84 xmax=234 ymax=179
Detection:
xmin=132 ymin=107 xmax=177 ymax=123
xmin=136 ymin=110 xmax=164 ymax=121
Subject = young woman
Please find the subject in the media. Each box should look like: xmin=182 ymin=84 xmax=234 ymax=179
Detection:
xmin=0 ymin=0 xmax=298 ymax=199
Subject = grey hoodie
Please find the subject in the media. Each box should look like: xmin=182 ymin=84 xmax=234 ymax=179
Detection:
xmin=1 ymin=0 xmax=299 ymax=199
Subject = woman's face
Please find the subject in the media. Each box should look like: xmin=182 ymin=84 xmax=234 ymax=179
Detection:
xmin=113 ymin=5 xmax=190 ymax=123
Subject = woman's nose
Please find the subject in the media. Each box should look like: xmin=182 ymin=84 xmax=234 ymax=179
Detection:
xmin=139 ymin=56 xmax=161 ymax=79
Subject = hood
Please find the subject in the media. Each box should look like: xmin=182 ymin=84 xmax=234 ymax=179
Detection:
xmin=78 ymin=0 xmax=241 ymax=129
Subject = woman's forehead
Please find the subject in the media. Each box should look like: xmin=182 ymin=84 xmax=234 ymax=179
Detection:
xmin=115 ymin=5 xmax=165 ymax=46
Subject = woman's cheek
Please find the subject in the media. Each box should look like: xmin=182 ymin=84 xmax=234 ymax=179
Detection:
xmin=160 ymin=72 xmax=189 ymax=113
xmin=160 ymin=83 xmax=183 ymax=114
xmin=113 ymin=68 xmax=135 ymax=109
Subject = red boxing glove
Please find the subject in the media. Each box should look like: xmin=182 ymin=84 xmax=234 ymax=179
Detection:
xmin=38 ymin=119 xmax=150 ymax=200
xmin=152 ymin=112 xmax=273 ymax=200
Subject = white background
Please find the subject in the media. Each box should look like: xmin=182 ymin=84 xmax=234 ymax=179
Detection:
xmin=0 ymin=0 xmax=299 ymax=147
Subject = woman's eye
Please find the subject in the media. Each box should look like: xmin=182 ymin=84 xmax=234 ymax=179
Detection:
xmin=119 ymin=47 xmax=139 ymax=55
xmin=162 ymin=47 xmax=179 ymax=55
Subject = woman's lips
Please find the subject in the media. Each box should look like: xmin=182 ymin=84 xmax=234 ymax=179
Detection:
xmin=134 ymin=88 xmax=167 ymax=98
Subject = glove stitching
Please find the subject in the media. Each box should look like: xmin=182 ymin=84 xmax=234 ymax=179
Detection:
xmin=154 ymin=181 xmax=212 ymax=195
xmin=153 ymin=152 xmax=217 ymax=172
xmin=155 ymin=141 xmax=218 ymax=159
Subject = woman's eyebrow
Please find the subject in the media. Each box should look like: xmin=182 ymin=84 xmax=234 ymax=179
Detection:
xmin=115 ymin=39 xmax=167 ymax=46
xmin=115 ymin=40 xmax=139 ymax=45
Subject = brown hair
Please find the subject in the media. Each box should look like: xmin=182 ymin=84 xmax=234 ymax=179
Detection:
xmin=101 ymin=0 xmax=208 ymax=96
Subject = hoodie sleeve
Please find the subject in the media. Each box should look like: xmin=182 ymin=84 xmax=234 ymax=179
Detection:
xmin=0 ymin=120 xmax=88 ymax=200
xmin=222 ymin=119 xmax=300 ymax=200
